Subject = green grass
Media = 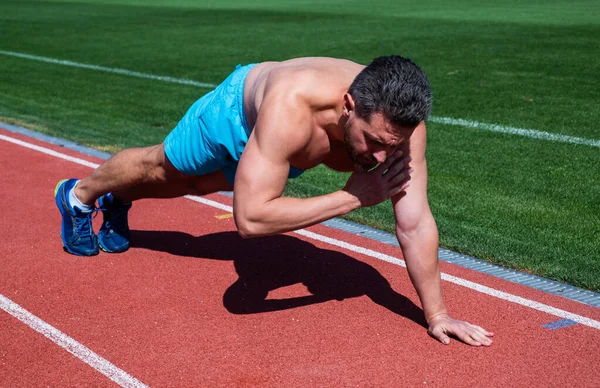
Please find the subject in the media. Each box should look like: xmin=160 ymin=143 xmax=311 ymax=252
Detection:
xmin=0 ymin=0 xmax=598 ymax=290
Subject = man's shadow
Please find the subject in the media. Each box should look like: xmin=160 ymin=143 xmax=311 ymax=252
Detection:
xmin=130 ymin=230 xmax=427 ymax=328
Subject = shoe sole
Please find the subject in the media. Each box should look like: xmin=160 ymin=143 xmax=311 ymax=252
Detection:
xmin=98 ymin=242 xmax=129 ymax=254
xmin=54 ymin=179 xmax=98 ymax=257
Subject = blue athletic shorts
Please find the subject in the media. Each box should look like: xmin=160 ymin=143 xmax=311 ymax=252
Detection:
xmin=164 ymin=64 xmax=305 ymax=186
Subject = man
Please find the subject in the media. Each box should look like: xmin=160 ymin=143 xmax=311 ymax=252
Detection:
xmin=55 ymin=56 xmax=494 ymax=346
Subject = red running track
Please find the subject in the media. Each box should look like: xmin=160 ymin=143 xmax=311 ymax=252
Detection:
xmin=1 ymin=126 xmax=599 ymax=387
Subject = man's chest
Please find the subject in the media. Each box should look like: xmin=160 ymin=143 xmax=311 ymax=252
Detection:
xmin=287 ymin=138 xmax=353 ymax=172
xmin=286 ymin=127 xmax=354 ymax=172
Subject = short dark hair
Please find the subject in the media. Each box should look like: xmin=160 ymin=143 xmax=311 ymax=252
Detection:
xmin=348 ymin=55 xmax=432 ymax=127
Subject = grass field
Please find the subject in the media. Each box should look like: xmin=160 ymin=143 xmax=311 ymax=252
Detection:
xmin=0 ymin=0 xmax=598 ymax=290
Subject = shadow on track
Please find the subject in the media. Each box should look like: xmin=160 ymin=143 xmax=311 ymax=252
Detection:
xmin=130 ymin=230 xmax=426 ymax=328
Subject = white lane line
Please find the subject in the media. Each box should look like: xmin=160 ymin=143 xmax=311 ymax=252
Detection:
xmin=2 ymin=132 xmax=599 ymax=330
xmin=0 ymin=294 xmax=148 ymax=388
xmin=0 ymin=50 xmax=217 ymax=89
xmin=439 ymin=274 xmax=600 ymax=329
xmin=0 ymin=134 xmax=100 ymax=169
xmin=429 ymin=116 xmax=600 ymax=148
xmin=185 ymin=194 xmax=232 ymax=212
xmin=2 ymin=49 xmax=599 ymax=148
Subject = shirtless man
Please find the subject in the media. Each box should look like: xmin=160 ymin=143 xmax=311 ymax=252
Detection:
xmin=55 ymin=56 xmax=494 ymax=346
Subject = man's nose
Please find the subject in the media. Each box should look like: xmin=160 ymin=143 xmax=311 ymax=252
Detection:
xmin=373 ymin=150 xmax=387 ymax=164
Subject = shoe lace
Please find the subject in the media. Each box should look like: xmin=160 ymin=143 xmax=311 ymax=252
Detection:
xmin=73 ymin=208 xmax=98 ymax=239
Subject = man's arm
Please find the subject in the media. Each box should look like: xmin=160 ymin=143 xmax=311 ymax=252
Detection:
xmin=233 ymin=79 xmax=410 ymax=238
xmin=392 ymin=122 xmax=494 ymax=346
xmin=233 ymin=88 xmax=356 ymax=237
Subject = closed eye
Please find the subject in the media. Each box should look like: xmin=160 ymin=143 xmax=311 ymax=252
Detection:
xmin=367 ymin=137 xmax=386 ymax=148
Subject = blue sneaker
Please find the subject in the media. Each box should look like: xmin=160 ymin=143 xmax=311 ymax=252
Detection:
xmin=97 ymin=193 xmax=132 ymax=253
xmin=54 ymin=179 xmax=99 ymax=256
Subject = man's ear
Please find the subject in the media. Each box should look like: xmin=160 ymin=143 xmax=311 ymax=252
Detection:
xmin=343 ymin=93 xmax=356 ymax=116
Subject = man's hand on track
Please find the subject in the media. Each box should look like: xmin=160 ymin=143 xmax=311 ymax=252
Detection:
xmin=428 ymin=315 xmax=494 ymax=346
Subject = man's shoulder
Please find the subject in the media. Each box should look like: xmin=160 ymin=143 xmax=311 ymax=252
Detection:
xmin=261 ymin=58 xmax=362 ymax=106
xmin=263 ymin=56 xmax=362 ymax=67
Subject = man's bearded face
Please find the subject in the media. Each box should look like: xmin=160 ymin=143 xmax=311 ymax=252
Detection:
xmin=343 ymin=119 xmax=378 ymax=171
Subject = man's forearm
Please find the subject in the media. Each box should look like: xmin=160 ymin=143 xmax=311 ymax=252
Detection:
xmin=235 ymin=190 xmax=360 ymax=238
xmin=397 ymin=217 xmax=447 ymax=323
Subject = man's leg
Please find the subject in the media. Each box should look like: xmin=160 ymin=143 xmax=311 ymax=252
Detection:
xmin=94 ymin=143 xmax=233 ymax=253
xmin=75 ymin=143 xmax=233 ymax=204
xmin=107 ymin=147 xmax=234 ymax=202
xmin=56 ymin=143 xmax=233 ymax=256
xmin=74 ymin=143 xmax=177 ymax=205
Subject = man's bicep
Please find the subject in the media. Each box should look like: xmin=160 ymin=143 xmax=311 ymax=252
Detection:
xmin=391 ymin=158 xmax=430 ymax=230
xmin=391 ymin=122 xmax=431 ymax=232
xmin=234 ymin=133 xmax=290 ymax=205
xmin=233 ymin=90 xmax=312 ymax=211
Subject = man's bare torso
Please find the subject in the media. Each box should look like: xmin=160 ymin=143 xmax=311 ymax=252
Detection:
xmin=242 ymin=57 xmax=365 ymax=172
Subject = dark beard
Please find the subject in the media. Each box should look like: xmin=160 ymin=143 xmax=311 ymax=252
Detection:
xmin=344 ymin=124 xmax=378 ymax=171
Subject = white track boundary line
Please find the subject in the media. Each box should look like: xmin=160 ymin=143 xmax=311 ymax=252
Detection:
xmin=0 ymin=134 xmax=101 ymax=168
xmin=4 ymin=134 xmax=596 ymax=329
xmin=0 ymin=294 xmax=148 ymax=388
xmin=0 ymin=50 xmax=216 ymax=89
xmin=1 ymin=49 xmax=599 ymax=148
xmin=428 ymin=117 xmax=600 ymax=148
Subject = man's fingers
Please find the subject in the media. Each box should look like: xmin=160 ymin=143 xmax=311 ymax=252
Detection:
xmin=429 ymin=319 xmax=494 ymax=347
xmin=386 ymin=168 xmax=412 ymax=197
xmin=386 ymin=182 xmax=410 ymax=198
xmin=467 ymin=328 xmax=493 ymax=346
xmin=378 ymin=150 xmax=403 ymax=171
xmin=383 ymin=155 xmax=411 ymax=176
xmin=432 ymin=327 xmax=481 ymax=346
xmin=469 ymin=323 xmax=495 ymax=337
xmin=387 ymin=171 xmax=407 ymax=186
xmin=438 ymin=334 xmax=451 ymax=345
xmin=429 ymin=327 xmax=451 ymax=345
xmin=455 ymin=330 xmax=482 ymax=346
xmin=387 ymin=168 xmax=413 ymax=186
xmin=451 ymin=324 xmax=494 ymax=346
